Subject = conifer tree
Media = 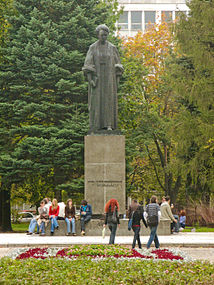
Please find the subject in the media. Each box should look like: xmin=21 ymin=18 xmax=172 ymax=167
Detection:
xmin=169 ymin=0 xmax=214 ymax=202
xmin=0 ymin=0 xmax=120 ymax=231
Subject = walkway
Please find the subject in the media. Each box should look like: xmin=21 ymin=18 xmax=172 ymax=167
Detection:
xmin=0 ymin=232 xmax=214 ymax=248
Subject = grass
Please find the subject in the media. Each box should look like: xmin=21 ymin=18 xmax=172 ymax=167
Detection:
xmin=11 ymin=223 xmax=214 ymax=233
xmin=182 ymin=226 xmax=214 ymax=232
xmin=12 ymin=223 xmax=28 ymax=232
xmin=0 ymin=257 xmax=213 ymax=284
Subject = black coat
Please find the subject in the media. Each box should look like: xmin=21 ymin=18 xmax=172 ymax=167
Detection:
xmin=130 ymin=206 xmax=147 ymax=227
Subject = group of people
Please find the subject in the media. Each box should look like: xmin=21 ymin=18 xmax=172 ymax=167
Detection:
xmin=105 ymin=196 xmax=186 ymax=249
xmin=27 ymin=198 xmax=92 ymax=236
xmin=26 ymin=195 xmax=186 ymax=249
xmin=102 ymin=196 xmax=160 ymax=248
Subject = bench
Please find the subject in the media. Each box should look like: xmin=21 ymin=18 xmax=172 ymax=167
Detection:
xmin=45 ymin=218 xmax=171 ymax=236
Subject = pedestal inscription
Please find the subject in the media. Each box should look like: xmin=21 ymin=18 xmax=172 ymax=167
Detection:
xmin=85 ymin=135 xmax=126 ymax=215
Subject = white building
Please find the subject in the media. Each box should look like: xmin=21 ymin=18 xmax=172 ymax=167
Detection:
xmin=117 ymin=0 xmax=189 ymax=37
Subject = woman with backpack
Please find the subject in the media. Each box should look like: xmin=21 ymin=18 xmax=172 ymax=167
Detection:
xmin=103 ymin=199 xmax=120 ymax=244
xmin=144 ymin=196 xmax=161 ymax=249
xmin=128 ymin=200 xmax=147 ymax=249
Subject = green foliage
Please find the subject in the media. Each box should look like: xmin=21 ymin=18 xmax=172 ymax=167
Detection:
xmin=0 ymin=0 xmax=120 ymax=230
xmin=168 ymin=0 xmax=214 ymax=202
xmin=0 ymin=257 xmax=214 ymax=284
xmin=182 ymin=227 xmax=214 ymax=233
xmin=61 ymin=244 xmax=133 ymax=257
xmin=12 ymin=222 xmax=28 ymax=232
xmin=0 ymin=0 xmax=14 ymax=51
xmin=119 ymin=24 xmax=181 ymax=202
xmin=119 ymin=1 xmax=214 ymax=205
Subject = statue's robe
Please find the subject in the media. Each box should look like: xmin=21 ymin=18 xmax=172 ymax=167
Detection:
xmin=83 ymin=41 xmax=123 ymax=131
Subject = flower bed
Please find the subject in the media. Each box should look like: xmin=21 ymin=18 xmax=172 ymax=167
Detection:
xmin=1 ymin=257 xmax=214 ymax=285
xmin=9 ymin=245 xmax=188 ymax=261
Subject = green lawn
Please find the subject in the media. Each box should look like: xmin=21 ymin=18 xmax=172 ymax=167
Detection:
xmin=0 ymin=258 xmax=213 ymax=284
xmin=182 ymin=226 xmax=214 ymax=232
xmin=12 ymin=223 xmax=214 ymax=233
xmin=12 ymin=223 xmax=28 ymax=232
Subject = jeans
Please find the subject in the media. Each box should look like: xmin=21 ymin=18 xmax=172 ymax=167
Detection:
xmin=132 ymin=226 xmax=141 ymax=249
xmin=172 ymin=215 xmax=179 ymax=233
xmin=80 ymin=215 xmax=91 ymax=231
xmin=180 ymin=223 xmax=185 ymax=229
xmin=65 ymin=217 xmax=76 ymax=233
xmin=50 ymin=216 xmax=58 ymax=233
xmin=28 ymin=218 xmax=39 ymax=234
xmin=108 ymin=222 xmax=117 ymax=244
xmin=147 ymin=226 xmax=160 ymax=249
xmin=40 ymin=221 xmax=45 ymax=234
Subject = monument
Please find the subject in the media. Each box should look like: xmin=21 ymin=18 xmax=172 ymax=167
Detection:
xmin=83 ymin=24 xmax=126 ymax=215
xmin=45 ymin=24 xmax=171 ymax=236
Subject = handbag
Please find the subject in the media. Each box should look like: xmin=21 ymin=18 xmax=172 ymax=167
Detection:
xmin=112 ymin=207 xmax=118 ymax=224
xmin=128 ymin=211 xmax=134 ymax=231
xmin=108 ymin=205 xmax=118 ymax=224
xmin=102 ymin=227 xmax=106 ymax=239
xmin=128 ymin=218 xmax=132 ymax=231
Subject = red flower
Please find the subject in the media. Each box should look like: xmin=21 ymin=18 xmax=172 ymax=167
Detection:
xmin=152 ymin=249 xmax=183 ymax=260
xmin=16 ymin=247 xmax=184 ymax=261
xmin=16 ymin=248 xmax=48 ymax=260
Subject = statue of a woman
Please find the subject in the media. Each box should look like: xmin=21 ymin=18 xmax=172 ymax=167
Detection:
xmin=82 ymin=24 xmax=124 ymax=132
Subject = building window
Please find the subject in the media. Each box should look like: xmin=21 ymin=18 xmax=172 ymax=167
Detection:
xmin=118 ymin=11 xmax=128 ymax=30
xmin=161 ymin=11 xmax=173 ymax=23
xmin=144 ymin=11 xmax=156 ymax=30
xmin=131 ymin=11 xmax=142 ymax=30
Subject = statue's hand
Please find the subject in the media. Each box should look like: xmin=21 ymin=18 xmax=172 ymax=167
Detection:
xmin=90 ymin=80 xmax=96 ymax=88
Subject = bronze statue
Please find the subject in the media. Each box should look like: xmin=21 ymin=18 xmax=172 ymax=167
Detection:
xmin=83 ymin=24 xmax=124 ymax=133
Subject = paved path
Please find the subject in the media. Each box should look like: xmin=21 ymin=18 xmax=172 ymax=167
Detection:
xmin=0 ymin=248 xmax=10 ymax=258
xmin=181 ymin=248 xmax=214 ymax=263
xmin=0 ymin=232 xmax=214 ymax=248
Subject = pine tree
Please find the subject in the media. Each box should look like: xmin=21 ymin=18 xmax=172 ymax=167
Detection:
xmin=0 ymin=0 xmax=120 ymax=231
xmin=169 ymin=0 xmax=214 ymax=202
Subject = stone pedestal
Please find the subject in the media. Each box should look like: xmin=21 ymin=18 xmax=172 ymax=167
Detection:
xmin=84 ymin=135 xmax=126 ymax=215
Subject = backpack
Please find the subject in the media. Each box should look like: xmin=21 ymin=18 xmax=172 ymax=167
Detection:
xmin=107 ymin=205 xmax=118 ymax=224
xmin=146 ymin=204 xmax=159 ymax=227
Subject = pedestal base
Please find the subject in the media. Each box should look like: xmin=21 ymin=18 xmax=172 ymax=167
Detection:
xmin=84 ymin=135 xmax=126 ymax=215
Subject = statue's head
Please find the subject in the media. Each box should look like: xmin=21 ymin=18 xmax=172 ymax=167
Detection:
xmin=96 ymin=24 xmax=109 ymax=43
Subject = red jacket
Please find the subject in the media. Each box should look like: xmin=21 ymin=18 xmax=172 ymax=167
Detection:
xmin=49 ymin=205 xmax=59 ymax=217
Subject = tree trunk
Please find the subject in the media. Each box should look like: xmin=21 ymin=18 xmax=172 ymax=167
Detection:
xmin=1 ymin=187 xmax=12 ymax=232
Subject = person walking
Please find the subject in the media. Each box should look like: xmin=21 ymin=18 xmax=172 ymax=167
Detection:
xmin=144 ymin=196 xmax=161 ymax=249
xmin=80 ymin=200 xmax=92 ymax=236
xmin=161 ymin=196 xmax=178 ymax=233
xmin=104 ymin=199 xmax=120 ymax=244
xmin=65 ymin=199 xmax=76 ymax=236
xmin=128 ymin=200 xmax=147 ymax=249
xmin=49 ymin=199 xmax=59 ymax=236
